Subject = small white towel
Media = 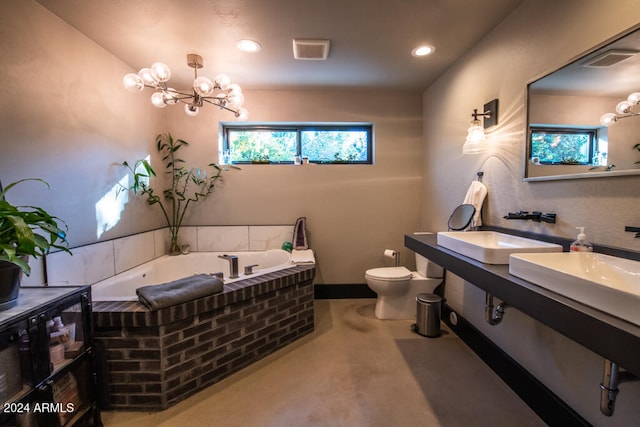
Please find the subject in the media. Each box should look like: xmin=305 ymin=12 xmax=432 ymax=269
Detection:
xmin=463 ymin=181 xmax=488 ymax=227
xmin=291 ymin=249 xmax=315 ymax=265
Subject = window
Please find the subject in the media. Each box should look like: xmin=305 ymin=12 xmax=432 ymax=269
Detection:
xmin=529 ymin=127 xmax=600 ymax=165
xmin=220 ymin=123 xmax=373 ymax=164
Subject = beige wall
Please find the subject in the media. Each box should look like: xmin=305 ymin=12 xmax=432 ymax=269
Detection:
xmin=164 ymin=89 xmax=424 ymax=284
xmin=0 ymin=1 xmax=423 ymax=285
xmin=0 ymin=1 xmax=164 ymax=242
xmin=421 ymin=0 xmax=640 ymax=424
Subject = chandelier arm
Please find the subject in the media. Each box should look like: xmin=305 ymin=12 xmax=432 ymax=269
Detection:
xmin=201 ymin=98 xmax=240 ymax=115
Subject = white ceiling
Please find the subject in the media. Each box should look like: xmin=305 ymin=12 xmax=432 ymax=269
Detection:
xmin=35 ymin=0 xmax=525 ymax=92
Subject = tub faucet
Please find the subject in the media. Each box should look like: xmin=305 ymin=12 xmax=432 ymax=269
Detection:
xmin=218 ymin=254 xmax=239 ymax=279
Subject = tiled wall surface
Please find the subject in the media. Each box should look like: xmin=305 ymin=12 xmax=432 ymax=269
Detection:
xmin=29 ymin=225 xmax=294 ymax=287
xmin=93 ymin=265 xmax=315 ymax=410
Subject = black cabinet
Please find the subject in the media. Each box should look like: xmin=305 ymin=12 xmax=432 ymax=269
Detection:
xmin=0 ymin=287 xmax=101 ymax=426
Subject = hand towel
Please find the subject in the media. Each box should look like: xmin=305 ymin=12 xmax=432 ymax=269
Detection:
xmin=291 ymin=249 xmax=315 ymax=265
xmin=463 ymin=181 xmax=488 ymax=227
xmin=136 ymin=274 xmax=223 ymax=310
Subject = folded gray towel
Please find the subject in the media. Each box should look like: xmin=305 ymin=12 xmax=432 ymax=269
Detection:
xmin=136 ymin=274 xmax=224 ymax=310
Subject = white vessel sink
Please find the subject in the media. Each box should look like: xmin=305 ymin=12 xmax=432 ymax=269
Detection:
xmin=509 ymin=252 xmax=640 ymax=326
xmin=436 ymin=231 xmax=563 ymax=264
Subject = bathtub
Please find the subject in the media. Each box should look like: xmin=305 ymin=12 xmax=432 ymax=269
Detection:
xmin=91 ymin=249 xmax=293 ymax=301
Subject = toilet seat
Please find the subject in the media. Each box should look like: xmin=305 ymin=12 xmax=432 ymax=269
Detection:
xmin=365 ymin=266 xmax=412 ymax=281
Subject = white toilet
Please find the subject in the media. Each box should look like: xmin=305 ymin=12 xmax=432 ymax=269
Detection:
xmin=365 ymin=253 xmax=443 ymax=319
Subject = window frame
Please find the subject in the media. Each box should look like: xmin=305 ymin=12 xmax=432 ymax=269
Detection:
xmin=528 ymin=126 xmax=598 ymax=165
xmin=220 ymin=122 xmax=374 ymax=165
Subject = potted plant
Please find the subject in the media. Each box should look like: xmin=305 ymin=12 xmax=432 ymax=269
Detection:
xmin=0 ymin=178 xmax=70 ymax=307
xmin=120 ymin=133 xmax=235 ymax=255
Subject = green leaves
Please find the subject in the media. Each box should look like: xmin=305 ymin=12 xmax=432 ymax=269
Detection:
xmin=121 ymin=133 xmax=232 ymax=251
xmin=0 ymin=178 xmax=70 ymax=275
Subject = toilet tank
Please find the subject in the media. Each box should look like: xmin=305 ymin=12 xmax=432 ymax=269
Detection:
xmin=415 ymin=253 xmax=443 ymax=278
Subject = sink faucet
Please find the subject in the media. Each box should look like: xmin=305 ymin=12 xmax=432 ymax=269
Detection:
xmin=504 ymin=211 xmax=556 ymax=224
xmin=218 ymin=254 xmax=239 ymax=279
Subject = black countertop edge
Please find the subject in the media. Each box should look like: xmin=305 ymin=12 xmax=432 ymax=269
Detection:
xmin=405 ymin=232 xmax=640 ymax=378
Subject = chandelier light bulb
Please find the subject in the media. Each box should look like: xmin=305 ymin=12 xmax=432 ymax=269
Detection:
xmin=627 ymin=92 xmax=640 ymax=105
xmin=214 ymin=73 xmax=232 ymax=90
xmin=185 ymin=104 xmax=199 ymax=117
xmin=151 ymin=62 xmax=171 ymax=82
xmin=194 ymin=76 xmax=214 ymax=96
xmin=151 ymin=92 xmax=167 ymax=108
xmin=600 ymin=112 xmax=617 ymax=127
xmin=615 ymin=100 xmax=631 ymax=115
xmin=123 ymin=73 xmax=144 ymax=92
xmin=163 ymin=89 xmax=178 ymax=105
xmin=138 ymin=68 xmax=159 ymax=86
xmin=236 ymin=107 xmax=249 ymax=121
xmin=227 ymin=91 xmax=245 ymax=108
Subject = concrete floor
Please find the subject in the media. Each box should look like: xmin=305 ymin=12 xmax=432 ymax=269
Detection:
xmin=101 ymin=299 xmax=545 ymax=426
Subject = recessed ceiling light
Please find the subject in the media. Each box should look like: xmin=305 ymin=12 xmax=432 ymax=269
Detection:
xmin=412 ymin=45 xmax=435 ymax=57
xmin=236 ymin=39 xmax=262 ymax=53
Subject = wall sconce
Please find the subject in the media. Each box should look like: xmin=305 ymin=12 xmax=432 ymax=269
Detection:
xmin=600 ymin=92 xmax=640 ymax=126
xmin=463 ymin=99 xmax=499 ymax=154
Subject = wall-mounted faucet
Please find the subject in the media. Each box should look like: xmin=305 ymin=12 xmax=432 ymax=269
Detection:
xmin=624 ymin=226 xmax=640 ymax=238
xmin=218 ymin=254 xmax=239 ymax=279
xmin=503 ymin=211 xmax=556 ymax=224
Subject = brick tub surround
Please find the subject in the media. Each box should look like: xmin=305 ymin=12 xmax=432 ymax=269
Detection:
xmin=92 ymin=265 xmax=315 ymax=411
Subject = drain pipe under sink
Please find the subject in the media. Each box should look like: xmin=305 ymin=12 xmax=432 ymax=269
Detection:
xmin=600 ymin=359 xmax=639 ymax=416
xmin=485 ymin=293 xmax=507 ymax=325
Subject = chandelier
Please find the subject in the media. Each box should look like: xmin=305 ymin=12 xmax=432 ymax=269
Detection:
xmin=123 ymin=53 xmax=248 ymax=120
xmin=600 ymin=91 xmax=640 ymax=126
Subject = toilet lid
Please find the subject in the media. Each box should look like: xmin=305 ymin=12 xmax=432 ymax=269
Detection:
xmin=365 ymin=266 xmax=412 ymax=281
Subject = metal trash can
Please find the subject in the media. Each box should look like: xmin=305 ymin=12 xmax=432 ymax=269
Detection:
xmin=415 ymin=293 xmax=442 ymax=337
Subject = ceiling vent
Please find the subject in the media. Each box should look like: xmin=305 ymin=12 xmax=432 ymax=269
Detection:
xmin=583 ymin=50 xmax=639 ymax=67
xmin=293 ymin=39 xmax=330 ymax=60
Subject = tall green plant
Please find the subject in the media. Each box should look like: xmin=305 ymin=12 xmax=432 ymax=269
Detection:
xmin=120 ymin=133 xmax=232 ymax=254
xmin=0 ymin=178 xmax=70 ymax=275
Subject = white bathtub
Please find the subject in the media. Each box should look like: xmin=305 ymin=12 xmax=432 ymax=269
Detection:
xmin=91 ymin=249 xmax=293 ymax=301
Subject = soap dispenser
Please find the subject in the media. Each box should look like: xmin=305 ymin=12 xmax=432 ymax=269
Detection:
xmin=570 ymin=227 xmax=593 ymax=252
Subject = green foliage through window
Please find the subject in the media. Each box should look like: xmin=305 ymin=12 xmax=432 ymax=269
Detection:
xmin=222 ymin=124 xmax=373 ymax=164
xmin=529 ymin=128 xmax=597 ymax=165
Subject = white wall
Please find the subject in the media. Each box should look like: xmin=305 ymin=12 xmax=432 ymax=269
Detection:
xmin=421 ymin=0 xmax=640 ymax=425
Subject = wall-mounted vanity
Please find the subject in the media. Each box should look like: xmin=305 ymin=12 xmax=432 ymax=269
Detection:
xmin=525 ymin=24 xmax=640 ymax=181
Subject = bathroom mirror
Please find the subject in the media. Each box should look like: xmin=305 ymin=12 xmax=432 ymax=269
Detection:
xmin=525 ymin=24 xmax=640 ymax=181
xmin=447 ymin=204 xmax=475 ymax=231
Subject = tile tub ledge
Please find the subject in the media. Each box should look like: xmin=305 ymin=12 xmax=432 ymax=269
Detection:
xmin=405 ymin=232 xmax=640 ymax=378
